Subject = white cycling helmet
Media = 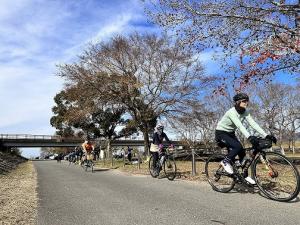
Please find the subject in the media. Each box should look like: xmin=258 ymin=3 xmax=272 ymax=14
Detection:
xmin=156 ymin=124 xmax=164 ymax=129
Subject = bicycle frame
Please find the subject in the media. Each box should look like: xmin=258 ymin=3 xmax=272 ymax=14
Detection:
xmin=228 ymin=147 xmax=278 ymax=185
xmin=149 ymin=146 xmax=177 ymax=180
xmin=206 ymin=140 xmax=300 ymax=201
xmin=158 ymin=147 xmax=175 ymax=166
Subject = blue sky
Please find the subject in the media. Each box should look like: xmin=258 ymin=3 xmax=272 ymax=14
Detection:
xmin=0 ymin=0 xmax=157 ymax=134
xmin=0 ymin=0 xmax=219 ymax=158
xmin=0 ymin=0 xmax=161 ymax=157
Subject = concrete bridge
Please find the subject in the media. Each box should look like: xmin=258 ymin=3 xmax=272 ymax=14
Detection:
xmin=0 ymin=134 xmax=183 ymax=148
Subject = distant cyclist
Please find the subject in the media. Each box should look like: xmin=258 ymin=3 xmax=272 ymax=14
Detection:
xmin=68 ymin=150 xmax=77 ymax=164
xmin=81 ymin=138 xmax=94 ymax=165
xmin=74 ymin=146 xmax=83 ymax=163
xmin=150 ymin=124 xmax=173 ymax=177
xmin=215 ymin=93 xmax=276 ymax=184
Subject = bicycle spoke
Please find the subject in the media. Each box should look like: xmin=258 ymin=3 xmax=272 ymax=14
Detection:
xmin=254 ymin=152 xmax=300 ymax=202
xmin=205 ymin=154 xmax=235 ymax=193
xmin=164 ymin=157 xmax=176 ymax=180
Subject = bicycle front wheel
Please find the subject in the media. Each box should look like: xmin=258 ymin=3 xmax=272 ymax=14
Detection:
xmin=85 ymin=160 xmax=94 ymax=173
xmin=205 ymin=154 xmax=235 ymax=193
xmin=148 ymin=155 xmax=158 ymax=178
xmin=253 ymin=152 xmax=300 ymax=202
xmin=85 ymin=162 xmax=88 ymax=172
xmin=163 ymin=156 xmax=177 ymax=181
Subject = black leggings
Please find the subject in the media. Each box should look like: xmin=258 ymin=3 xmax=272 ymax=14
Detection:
xmin=215 ymin=130 xmax=245 ymax=163
xmin=128 ymin=153 xmax=132 ymax=162
xmin=151 ymin=152 xmax=159 ymax=169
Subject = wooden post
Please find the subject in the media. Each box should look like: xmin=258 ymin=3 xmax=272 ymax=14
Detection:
xmin=138 ymin=151 xmax=141 ymax=170
xmin=123 ymin=152 xmax=126 ymax=167
xmin=192 ymin=149 xmax=196 ymax=176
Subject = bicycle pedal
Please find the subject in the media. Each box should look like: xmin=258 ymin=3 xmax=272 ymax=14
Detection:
xmin=235 ymin=178 xmax=242 ymax=184
xmin=214 ymin=177 xmax=220 ymax=182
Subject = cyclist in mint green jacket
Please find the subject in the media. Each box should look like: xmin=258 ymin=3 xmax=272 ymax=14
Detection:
xmin=215 ymin=93 xmax=276 ymax=184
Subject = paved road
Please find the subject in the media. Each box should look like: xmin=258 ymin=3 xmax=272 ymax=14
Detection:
xmin=34 ymin=161 xmax=300 ymax=225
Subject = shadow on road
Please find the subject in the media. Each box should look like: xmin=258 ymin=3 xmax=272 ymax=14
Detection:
xmin=224 ymin=184 xmax=300 ymax=203
xmin=92 ymin=168 xmax=110 ymax=172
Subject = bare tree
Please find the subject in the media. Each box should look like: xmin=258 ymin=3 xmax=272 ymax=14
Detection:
xmin=284 ymin=86 xmax=300 ymax=152
xmin=253 ymin=82 xmax=300 ymax=152
xmin=58 ymin=33 xmax=210 ymax=154
xmin=145 ymin=0 xmax=300 ymax=86
xmin=169 ymin=96 xmax=225 ymax=149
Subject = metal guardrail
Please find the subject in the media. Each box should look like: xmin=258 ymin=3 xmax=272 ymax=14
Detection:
xmin=0 ymin=134 xmax=61 ymax=140
xmin=0 ymin=134 xmax=184 ymax=141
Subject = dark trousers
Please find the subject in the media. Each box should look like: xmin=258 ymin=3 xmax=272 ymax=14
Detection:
xmin=151 ymin=152 xmax=159 ymax=169
xmin=128 ymin=153 xmax=132 ymax=162
xmin=215 ymin=130 xmax=245 ymax=162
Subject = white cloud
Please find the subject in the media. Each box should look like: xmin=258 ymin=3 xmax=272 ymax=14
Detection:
xmin=0 ymin=0 xmax=30 ymax=19
xmin=0 ymin=0 xmax=154 ymax=135
xmin=90 ymin=14 xmax=133 ymax=43
xmin=0 ymin=65 xmax=62 ymax=131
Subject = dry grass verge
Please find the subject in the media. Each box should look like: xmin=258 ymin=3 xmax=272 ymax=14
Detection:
xmin=94 ymin=160 xmax=208 ymax=182
xmin=0 ymin=161 xmax=37 ymax=225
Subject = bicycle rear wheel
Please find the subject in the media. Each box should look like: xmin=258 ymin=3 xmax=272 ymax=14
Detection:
xmin=163 ymin=156 xmax=177 ymax=181
xmin=253 ymin=152 xmax=300 ymax=202
xmin=91 ymin=161 xmax=94 ymax=173
xmin=85 ymin=160 xmax=94 ymax=173
xmin=205 ymin=154 xmax=235 ymax=193
xmin=81 ymin=160 xmax=86 ymax=170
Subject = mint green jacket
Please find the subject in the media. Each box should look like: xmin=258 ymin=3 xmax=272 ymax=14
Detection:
xmin=216 ymin=107 xmax=267 ymax=138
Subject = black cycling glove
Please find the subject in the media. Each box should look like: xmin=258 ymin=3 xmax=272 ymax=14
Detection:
xmin=248 ymin=136 xmax=259 ymax=148
xmin=266 ymin=135 xmax=277 ymax=144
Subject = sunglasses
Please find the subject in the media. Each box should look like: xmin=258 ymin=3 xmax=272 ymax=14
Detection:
xmin=241 ymin=99 xmax=249 ymax=103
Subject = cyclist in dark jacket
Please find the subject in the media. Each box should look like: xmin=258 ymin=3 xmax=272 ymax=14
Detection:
xmin=150 ymin=124 xmax=173 ymax=177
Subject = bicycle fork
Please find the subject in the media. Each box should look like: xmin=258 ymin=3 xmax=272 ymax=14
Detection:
xmin=259 ymin=154 xmax=279 ymax=178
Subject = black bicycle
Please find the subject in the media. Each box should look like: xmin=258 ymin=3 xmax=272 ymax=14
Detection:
xmin=81 ymin=152 xmax=94 ymax=173
xmin=68 ymin=153 xmax=77 ymax=166
xmin=149 ymin=146 xmax=177 ymax=180
xmin=205 ymin=138 xmax=300 ymax=202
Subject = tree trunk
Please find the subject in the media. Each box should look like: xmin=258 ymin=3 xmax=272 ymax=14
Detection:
xmin=106 ymin=138 xmax=112 ymax=158
xmin=292 ymin=138 xmax=296 ymax=154
xmin=281 ymin=146 xmax=285 ymax=155
xmin=292 ymin=145 xmax=295 ymax=154
xmin=143 ymin=129 xmax=150 ymax=156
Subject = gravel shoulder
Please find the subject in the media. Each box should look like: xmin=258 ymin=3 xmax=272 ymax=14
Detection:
xmin=0 ymin=161 xmax=38 ymax=225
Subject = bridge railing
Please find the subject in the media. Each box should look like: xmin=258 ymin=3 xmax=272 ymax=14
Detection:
xmin=0 ymin=134 xmax=61 ymax=140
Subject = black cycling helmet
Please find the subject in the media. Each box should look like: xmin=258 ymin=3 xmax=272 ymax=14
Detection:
xmin=233 ymin=93 xmax=249 ymax=102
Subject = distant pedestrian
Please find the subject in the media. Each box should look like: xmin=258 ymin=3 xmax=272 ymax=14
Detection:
xmin=127 ymin=146 xmax=132 ymax=162
xmin=56 ymin=153 xmax=63 ymax=163
xmin=75 ymin=146 xmax=82 ymax=162
xmin=94 ymin=147 xmax=100 ymax=161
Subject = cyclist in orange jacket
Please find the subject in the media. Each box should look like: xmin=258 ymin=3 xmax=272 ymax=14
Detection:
xmin=80 ymin=138 xmax=94 ymax=164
